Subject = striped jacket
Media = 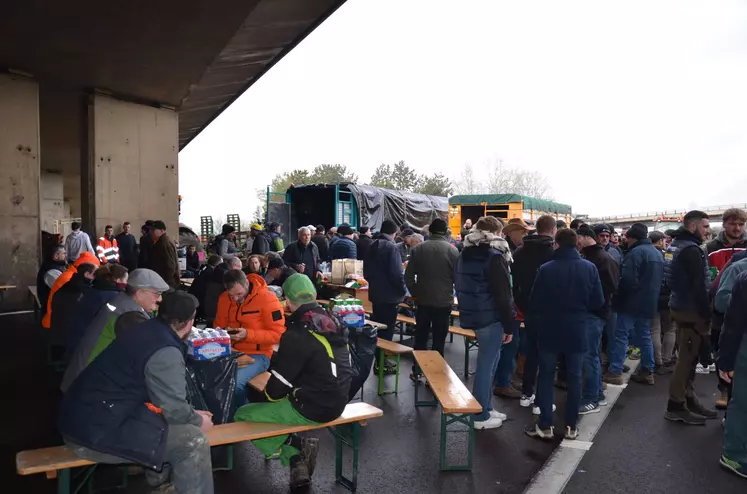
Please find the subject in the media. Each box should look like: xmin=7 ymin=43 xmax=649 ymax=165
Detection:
xmin=97 ymin=236 xmax=119 ymax=264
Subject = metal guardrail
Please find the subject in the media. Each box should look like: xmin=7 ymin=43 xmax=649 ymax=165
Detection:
xmin=589 ymin=203 xmax=747 ymax=222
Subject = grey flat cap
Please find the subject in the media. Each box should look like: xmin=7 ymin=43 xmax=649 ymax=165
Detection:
xmin=127 ymin=269 xmax=170 ymax=292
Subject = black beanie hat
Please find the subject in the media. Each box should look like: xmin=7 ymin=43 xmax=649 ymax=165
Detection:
xmin=626 ymin=223 xmax=649 ymax=241
xmin=381 ymin=220 xmax=397 ymax=235
xmin=577 ymin=225 xmax=596 ymax=238
xmin=222 ymin=224 xmax=236 ymax=235
xmin=430 ymin=218 xmax=448 ymax=236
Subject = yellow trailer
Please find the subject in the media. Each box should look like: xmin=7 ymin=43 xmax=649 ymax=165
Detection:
xmin=448 ymin=194 xmax=573 ymax=234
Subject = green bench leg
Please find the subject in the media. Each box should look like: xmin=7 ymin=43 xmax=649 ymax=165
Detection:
xmin=212 ymin=444 xmax=234 ymax=472
xmin=58 ymin=468 xmax=71 ymax=494
xmin=377 ymin=353 xmax=401 ymax=396
xmin=331 ymin=422 xmax=360 ymax=492
xmin=440 ymin=413 xmax=475 ymax=471
xmin=463 ymin=337 xmax=478 ymax=378
xmin=414 ymin=376 xmax=438 ymax=407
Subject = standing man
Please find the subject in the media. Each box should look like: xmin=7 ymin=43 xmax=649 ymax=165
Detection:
xmin=148 ymin=220 xmax=181 ymax=289
xmin=605 ymin=223 xmax=663 ymax=386
xmin=328 ymin=224 xmax=357 ymax=260
xmin=512 ymin=215 xmax=557 ymax=407
xmin=96 ymin=225 xmax=120 ymax=264
xmin=664 ymin=210 xmax=718 ymax=424
xmin=65 ymin=221 xmax=95 ymax=263
xmin=311 ymin=225 xmax=330 ymax=262
xmin=116 ymin=222 xmax=138 ymax=272
xmin=283 ymin=227 xmax=321 ymax=281
xmin=58 ymin=291 xmax=214 ymax=494
xmin=138 ymin=221 xmax=155 ymax=269
xmin=455 ymin=216 xmax=515 ymax=430
xmin=356 ymin=226 xmax=373 ymax=261
xmin=503 ymin=218 xmax=533 ymax=254
xmin=214 ymin=224 xmax=238 ymax=261
xmin=250 ymin=223 xmax=271 ymax=255
xmin=215 ymin=270 xmax=285 ymax=409
xmin=525 ymin=229 xmax=604 ymax=440
xmin=405 ymin=218 xmax=459 ymax=381
xmin=649 ymin=231 xmax=676 ymax=373
xmin=717 ymin=270 xmax=747 ymax=478
xmin=364 ymin=220 xmax=406 ymax=375
xmin=268 ymin=222 xmax=284 ymax=252
xmin=576 ymin=225 xmax=619 ymax=415
xmin=595 ymin=224 xmax=623 ymax=266
xmin=707 ymin=208 xmax=747 ymax=272
xmin=36 ymin=244 xmax=67 ymax=316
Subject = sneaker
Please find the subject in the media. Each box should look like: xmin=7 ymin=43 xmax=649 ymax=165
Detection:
xmin=630 ymin=369 xmax=655 ymax=385
xmin=628 ymin=347 xmax=641 ymax=360
xmin=493 ymin=386 xmax=522 ymax=399
xmin=565 ymin=426 xmax=579 ymax=440
xmin=579 ymin=402 xmax=600 ymax=415
xmin=720 ymin=455 xmax=747 ymax=479
xmin=686 ymin=397 xmax=719 ymax=420
xmin=708 ymin=363 xmax=717 ymax=372
xmin=520 ymin=394 xmax=535 ymax=407
xmin=289 ymin=458 xmax=311 ymax=490
xmin=623 ymin=364 xmax=631 ymax=373
xmin=533 ymin=404 xmax=557 ymax=415
xmin=664 ymin=407 xmax=706 ymax=426
xmin=490 ymin=410 xmax=507 ymax=421
xmin=603 ymin=372 xmax=624 ymax=385
xmin=597 ymin=395 xmax=608 ymax=406
xmin=524 ymin=423 xmax=554 ymax=440
xmin=409 ymin=372 xmax=423 ymax=384
xmin=474 ymin=416 xmax=503 ymax=430
xmin=695 ymin=363 xmax=710 ymax=375
xmin=300 ymin=437 xmax=319 ymax=477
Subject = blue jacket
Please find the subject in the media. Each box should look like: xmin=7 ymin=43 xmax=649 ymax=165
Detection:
xmin=530 ymin=247 xmax=605 ymax=353
xmin=329 ymin=237 xmax=357 ymax=260
xmin=58 ymin=318 xmax=184 ymax=469
xmin=65 ymin=279 xmax=123 ymax=358
xmin=604 ymin=243 xmax=623 ymax=266
xmin=718 ymin=270 xmax=747 ymax=372
xmin=363 ymin=234 xmax=406 ymax=305
xmin=664 ymin=229 xmax=710 ymax=319
xmin=455 ymin=242 xmax=515 ymax=331
xmin=714 ymin=258 xmax=747 ymax=314
xmin=614 ymin=238 xmax=664 ymax=319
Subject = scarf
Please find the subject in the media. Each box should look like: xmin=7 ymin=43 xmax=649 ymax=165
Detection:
xmin=464 ymin=230 xmax=514 ymax=264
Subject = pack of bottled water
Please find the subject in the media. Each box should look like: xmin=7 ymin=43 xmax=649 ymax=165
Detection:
xmin=331 ymin=298 xmax=365 ymax=327
xmin=187 ymin=327 xmax=231 ymax=360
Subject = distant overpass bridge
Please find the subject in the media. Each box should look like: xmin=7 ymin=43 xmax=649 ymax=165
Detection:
xmin=588 ymin=203 xmax=747 ymax=229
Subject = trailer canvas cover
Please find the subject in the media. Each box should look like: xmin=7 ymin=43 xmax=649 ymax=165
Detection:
xmin=347 ymin=184 xmax=448 ymax=231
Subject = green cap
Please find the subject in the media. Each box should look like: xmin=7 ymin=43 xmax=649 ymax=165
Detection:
xmin=283 ymin=273 xmax=317 ymax=304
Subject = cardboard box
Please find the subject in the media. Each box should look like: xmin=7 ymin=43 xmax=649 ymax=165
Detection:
xmin=331 ymin=259 xmax=364 ymax=284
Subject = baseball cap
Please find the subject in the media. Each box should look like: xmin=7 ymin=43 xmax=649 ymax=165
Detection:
xmin=283 ymin=273 xmax=317 ymax=304
xmin=127 ymin=269 xmax=170 ymax=292
xmin=158 ymin=291 xmax=199 ymax=322
xmin=594 ymin=224 xmax=612 ymax=236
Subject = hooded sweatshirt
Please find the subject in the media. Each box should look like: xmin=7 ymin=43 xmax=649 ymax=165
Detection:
xmin=64 ymin=230 xmax=95 ymax=262
xmin=511 ymin=234 xmax=555 ymax=314
xmin=42 ymin=252 xmax=100 ymax=329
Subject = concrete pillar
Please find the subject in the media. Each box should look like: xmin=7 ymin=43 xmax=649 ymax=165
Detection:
xmin=0 ymin=74 xmax=40 ymax=307
xmin=83 ymin=94 xmax=178 ymax=238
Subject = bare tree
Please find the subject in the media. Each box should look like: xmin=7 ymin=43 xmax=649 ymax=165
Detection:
xmin=486 ymin=160 xmax=553 ymax=200
xmin=452 ymin=164 xmax=482 ymax=195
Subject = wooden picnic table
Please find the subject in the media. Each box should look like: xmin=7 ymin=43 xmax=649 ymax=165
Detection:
xmin=179 ymin=278 xmax=194 ymax=288
xmin=322 ymin=283 xmax=372 ymax=313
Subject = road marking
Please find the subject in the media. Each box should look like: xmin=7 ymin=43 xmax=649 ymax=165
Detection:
xmin=524 ymin=357 xmax=640 ymax=494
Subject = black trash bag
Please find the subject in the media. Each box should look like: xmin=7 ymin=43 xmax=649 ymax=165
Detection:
xmin=347 ymin=324 xmax=378 ymax=401
xmin=185 ymin=353 xmax=240 ymax=425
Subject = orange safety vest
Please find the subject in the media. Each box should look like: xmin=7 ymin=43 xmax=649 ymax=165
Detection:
xmin=97 ymin=236 xmax=119 ymax=264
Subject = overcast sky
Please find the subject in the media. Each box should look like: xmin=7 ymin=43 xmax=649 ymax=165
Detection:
xmin=179 ymin=0 xmax=747 ymax=230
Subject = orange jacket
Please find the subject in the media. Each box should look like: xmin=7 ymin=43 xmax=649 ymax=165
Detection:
xmin=96 ymin=236 xmax=119 ymax=264
xmin=214 ymin=274 xmax=285 ymax=358
xmin=42 ymin=252 xmax=100 ymax=328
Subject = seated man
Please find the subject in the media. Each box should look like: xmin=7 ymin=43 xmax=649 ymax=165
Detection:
xmin=266 ymin=257 xmax=297 ymax=287
xmin=235 ymin=274 xmax=352 ymax=490
xmin=58 ymin=291 xmax=215 ymax=494
xmin=215 ymin=270 xmax=286 ymax=408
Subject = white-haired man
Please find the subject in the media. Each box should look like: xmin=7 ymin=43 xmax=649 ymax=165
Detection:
xmin=283 ymin=227 xmax=322 ymax=281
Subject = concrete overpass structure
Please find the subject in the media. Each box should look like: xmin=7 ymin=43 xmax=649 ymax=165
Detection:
xmin=587 ymin=203 xmax=747 ymax=229
xmin=0 ymin=0 xmax=346 ymax=307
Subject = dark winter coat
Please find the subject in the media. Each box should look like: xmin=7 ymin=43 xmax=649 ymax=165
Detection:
xmin=148 ymin=234 xmax=180 ymax=289
xmin=511 ymin=234 xmax=555 ymax=314
xmin=615 ymin=238 xmax=664 ymax=319
xmin=329 ymin=236 xmax=357 ymax=260
xmin=581 ymin=244 xmax=620 ymax=321
xmin=363 ymin=234 xmax=406 ymax=305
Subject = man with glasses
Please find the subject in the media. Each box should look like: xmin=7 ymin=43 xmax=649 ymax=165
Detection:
xmin=61 ymin=269 xmax=170 ymax=392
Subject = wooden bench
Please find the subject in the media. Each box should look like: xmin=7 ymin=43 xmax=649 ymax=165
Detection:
xmin=16 ymin=402 xmax=383 ymax=493
xmin=448 ymin=327 xmax=478 ymax=378
xmin=375 ymin=338 xmax=413 ymax=396
xmin=412 ymin=350 xmax=482 ymax=471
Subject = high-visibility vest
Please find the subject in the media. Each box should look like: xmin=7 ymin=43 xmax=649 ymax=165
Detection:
xmin=97 ymin=236 xmax=120 ymax=263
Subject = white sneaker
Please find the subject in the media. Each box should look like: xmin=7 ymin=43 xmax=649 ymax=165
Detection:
xmin=490 ymin=410 xmax=507 ymax=421
xmin=708 ymin=363 xmax=717 ymax=372
xmin=532 ymin=404 xmax=557 ymax=415
xmin=520 ymin=394 xmax=535 ymax=407
xmin=474 ymin=416 xmax=503 ymax=430
xmin=695 ymin=363 xmax=710 ymax=375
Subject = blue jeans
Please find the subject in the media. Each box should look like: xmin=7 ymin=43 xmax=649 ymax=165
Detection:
xmin=494 ymin=320 xmax=521 ymax=387
xmin=537 ymin=350 xmax=583 ymax=429
xmin=603 ymin=311 xmax=617 ymax=357
xmin=521 ymin=321 xmax=539 ymax=397
xmin=583 ymin=315 xmax=605 ymax=404
xmin=234 ymin=354 xmax=271 ymax=408
xmin=472 ymin=322 xmax=505 ymax=421
xmin=609 ymin=313 xmax=655 ymax=374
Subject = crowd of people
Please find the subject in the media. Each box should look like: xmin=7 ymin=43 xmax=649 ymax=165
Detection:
xmin=34 ymin=207 xmax=747 ymax=492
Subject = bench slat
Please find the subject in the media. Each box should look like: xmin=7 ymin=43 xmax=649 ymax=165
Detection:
xmin=376 ymin=338 xmax=413 ymax=355
xmin=17 ymin=402 xmax=382 ymax=476
xmin=396 ymin=315 xmax=416 ymax=325
xmin=413 ymin=350 xmax=482 ymax=414
xmin=448 ymin=327 xmax=476 ymax=339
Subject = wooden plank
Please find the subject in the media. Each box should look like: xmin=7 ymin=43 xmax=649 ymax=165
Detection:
xmin=448 ymin=327 xmax=475 ymax=339
xmin=413 ymin=350 xmax=482 ymax=414
xmin=248 ymin=371 xmax=270 ymax=392
xmin=179 ymin=278 xmax=193 ymax=286
xmin=17 ymin=402 xmax=383 ymax=476
xmin=0 ymin=285 xmax=17 ymax=290
xmin=376 ymin=338 xmax=413 ymax=355
xmin=450 ymin=310 xmax=459 ymax=318
xmin=396 ymin=315 xmax=416 ymax=325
